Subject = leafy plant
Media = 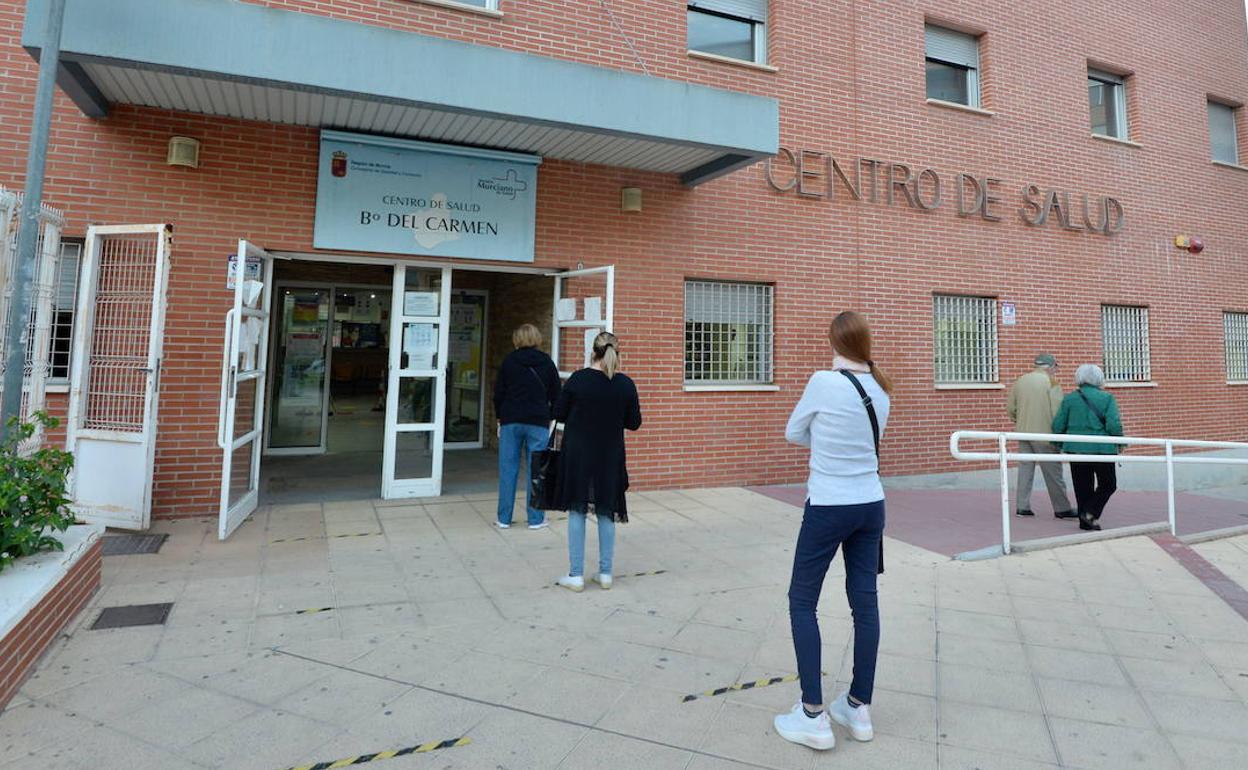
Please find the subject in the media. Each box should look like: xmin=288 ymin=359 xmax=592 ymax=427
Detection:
xmin=0 ymin=413 xmax=75 ymax=573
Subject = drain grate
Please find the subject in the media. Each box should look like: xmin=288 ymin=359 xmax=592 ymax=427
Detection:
xmin=102 ymin=534 xmax=169 ymax=556
xmin=89 ymin=603 xmax=173 ymax=630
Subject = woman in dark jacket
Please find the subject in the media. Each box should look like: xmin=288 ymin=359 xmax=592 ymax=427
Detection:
xmin=493 ymin=324 xmax=561 ymax=529
xmin=1052 ymin=363 xmax=1123 ymax=532
xmin=553 ymin=331 xmax=642 ymax=592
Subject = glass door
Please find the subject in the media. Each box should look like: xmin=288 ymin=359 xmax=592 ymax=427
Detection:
xmin=266 ymin=286 xmax=330 ymax=453
xmin=382 ymin=265 xmax=450 ymax=498
xmin=445 ymin=289 xmax=487 ymax=449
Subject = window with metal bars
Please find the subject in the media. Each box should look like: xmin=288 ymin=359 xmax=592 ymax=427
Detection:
xmin=49 ymin=240 xmax=81 ymax=383
xmin=1101 ymin=304 xmax=1151 ymax=382
xmin=933 ymin=294 xmax=998 ymax=384
xmin=1225 ymin=312 xmax=1248 ymax=382
xmin=684 ymin=280 xmax=773 ymax=385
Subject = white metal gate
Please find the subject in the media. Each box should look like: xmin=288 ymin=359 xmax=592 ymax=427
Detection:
xmin=217 ymin=240 xmax=274 ymax=539
xmin=0 ymin=186 xmax=65 ymax=453
xmin=66 ymin=224 xmax=171 ymax=530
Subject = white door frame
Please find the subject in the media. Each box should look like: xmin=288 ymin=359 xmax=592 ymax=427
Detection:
xmin=445 ymin=288 xmax=488 ymax=450
xmin=217 ymin=240 xmax=276 ymax=539
xmin=549 ymin=265 xmax=615 ymax=379
xmin=382 ymin=265 xmax=452 ymax=498
xmin=66 ymin=224 xmax=172 ymax=530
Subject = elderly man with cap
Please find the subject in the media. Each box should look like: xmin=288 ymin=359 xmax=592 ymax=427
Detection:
xmin=1006 ymin=354 xmax=1076 ymax=519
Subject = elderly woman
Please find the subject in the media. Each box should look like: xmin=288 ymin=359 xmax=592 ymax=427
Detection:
xmin=1052 ymin=364 xmax=1123 ymax=531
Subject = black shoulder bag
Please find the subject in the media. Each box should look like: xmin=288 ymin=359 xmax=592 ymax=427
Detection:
xmin=839 ymin=370 xmax=885 ymax=575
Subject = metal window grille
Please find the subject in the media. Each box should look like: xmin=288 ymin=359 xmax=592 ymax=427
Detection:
xmin=49 ymin=240 xmax=81 ymax=382
xmin=0 ymin=186 xmax=64 ymax=453
xmin=1101 ymin=304 xmax=1151 ymax=382
xmin=1225 ymin=312 xmax=1248 ymax=382
xmin=933 ymin=294 xmax=998 ymax=384
xmin=684 ymin=280 xmax=773 ymax=384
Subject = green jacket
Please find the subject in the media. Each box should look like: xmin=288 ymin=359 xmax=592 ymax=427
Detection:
xmin=1052 ymin=385 xmax=1123 ymax=454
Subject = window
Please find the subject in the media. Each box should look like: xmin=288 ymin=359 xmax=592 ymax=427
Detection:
xmin=688 ymin=1 xmax=767 ymax=64
xmin=1088 ymin=69 xmax=1128 ymax=139
xmin=933 ymin=294 xmax=998 ymax=384
xmin=1208 ymin=100 xmax=1239 ymax=164
xmin=925 ymin=25 xmax=980 ymax=107
xmin=1226 ymin=312 xmax=1248 ymax=382
xmin=49 ymin=240 xmax=82 ymax=383
xmin=1101 ymin=305 xmax=1151 ymax=383
xmin=684 ymin=280 xmax=773 ymax=384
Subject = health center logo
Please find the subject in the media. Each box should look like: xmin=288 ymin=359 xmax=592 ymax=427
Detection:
xmin=477 ymin=168 xmax=528 ymax=199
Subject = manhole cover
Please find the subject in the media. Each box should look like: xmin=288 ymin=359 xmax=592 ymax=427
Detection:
xmin=89 ymin=603 xmax=173 ymax=630
xmin=102 ymin=534 xmax=169 ymax=556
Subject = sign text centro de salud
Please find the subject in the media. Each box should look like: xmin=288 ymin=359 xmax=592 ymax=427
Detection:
xmin=765 ymin=147 xmax=1125 ymax=236
xmin=313 ymin=131 xmax=540 ymax=262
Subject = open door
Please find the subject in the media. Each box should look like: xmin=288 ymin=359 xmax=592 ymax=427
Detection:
xmin=66 ymin=224 xmax=172 ymax=530
xmin=217 ymin=240 xmax=275 ymax=539
xmin=382 ymin=265 xmax=451 ymax=498
xmin=550 ymin=265 xmax=614 ymax=378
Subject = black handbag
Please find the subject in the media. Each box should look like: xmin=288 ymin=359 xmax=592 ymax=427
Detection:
xmin=839 ymin=370 xmax=885 ymax=575
xmin=530 ymin=426 xmax=564 ymax=511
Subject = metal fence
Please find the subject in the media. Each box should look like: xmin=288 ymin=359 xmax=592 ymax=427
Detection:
xmin=950 ymin=430 xmax=1248 ymax=554
xmin=0 ymin=186 xmax=65 ymax=453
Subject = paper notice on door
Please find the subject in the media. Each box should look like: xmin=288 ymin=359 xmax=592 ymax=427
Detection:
xmin=241 ymin=317 xmax=263 ymax=369
xmin=404 ymin=291 xmax=439 ymax=317
xmin=583 ymin=327 xmax=598 ymax=366
xmin=583 ymin=297 xmax=602 ymax=323
xmin=403 ymin=323 xmax=437 ymax=369
xmin=556 ymin=298 xmax=577 ymax=322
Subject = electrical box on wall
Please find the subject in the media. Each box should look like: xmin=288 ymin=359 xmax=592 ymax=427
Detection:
xmin=167 ymin=137 xmax=201 ymax=168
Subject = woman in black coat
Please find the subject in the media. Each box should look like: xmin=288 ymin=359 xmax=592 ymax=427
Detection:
xmin=553 ymin=331 xmax=642 ymax=592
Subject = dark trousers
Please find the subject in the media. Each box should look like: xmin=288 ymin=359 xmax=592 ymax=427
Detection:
xmin=787 ymin=499 xmax=885 ymax=706
xmin=1070 ymin=462 xmax=1117 ymax=520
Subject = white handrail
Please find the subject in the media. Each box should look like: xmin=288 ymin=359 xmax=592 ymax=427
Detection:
xmin=950 ymin=431 xmax=1248 ymax=554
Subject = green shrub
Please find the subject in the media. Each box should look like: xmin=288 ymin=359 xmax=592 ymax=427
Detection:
xmin=0 ymin=413 xmax=75 ymax=574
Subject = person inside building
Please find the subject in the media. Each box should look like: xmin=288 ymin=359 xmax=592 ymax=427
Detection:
xmin=1007 ymin=353 xmax=1076 ymax=519
xmin=774 ymin=311 xmax=891 ymax=751
xmin=493 ymin=323 xmax=561 ymax=530
xmin=552 ymin=331 xmax=642 ymax=592
xmin=1052 ymin=363 xmax=1123 ymax=532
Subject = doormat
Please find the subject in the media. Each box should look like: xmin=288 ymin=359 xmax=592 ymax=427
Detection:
xmin=101 ymin=533 xmax=169 ymax=556
xmin=89 ymin=603 xmax=173 ymax=630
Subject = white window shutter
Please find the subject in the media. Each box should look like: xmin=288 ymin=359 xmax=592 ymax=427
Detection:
xmin=689 ymin=0 xmax=768 ymax=23
xmin=925 ymin=25 xmax=979 ymax=69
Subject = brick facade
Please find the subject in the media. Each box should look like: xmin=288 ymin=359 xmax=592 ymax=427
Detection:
xmin=2 ymin=1 xmax=1247 ymax=518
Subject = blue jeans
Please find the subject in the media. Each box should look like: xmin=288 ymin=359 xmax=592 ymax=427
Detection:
xmin=567 ymin=510 xmax=615 ymax=577
xmin=497 ymin=423 xmax=549 ymax=526
xmin=788 ymin=499 xmax=885 ymax=706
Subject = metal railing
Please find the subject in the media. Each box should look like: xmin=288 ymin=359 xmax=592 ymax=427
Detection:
xmin=950 ymin=431 xmax=1248 ymax=554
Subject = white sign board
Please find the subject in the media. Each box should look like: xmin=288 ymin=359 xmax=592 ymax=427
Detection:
xmin=226 ymin=254 xmax=262 ymax=290
xmin=403 ymin=291 xmax=440 ymax=317
xmin=1001 ymin=301 xmax=1017 ymax=326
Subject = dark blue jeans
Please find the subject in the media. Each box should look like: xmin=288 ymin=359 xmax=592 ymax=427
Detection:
xmin=788 ymin=499 xmax=885 ymax=706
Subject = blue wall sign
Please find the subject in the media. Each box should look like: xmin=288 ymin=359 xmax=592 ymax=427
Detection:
xmin=314 ymin=131 xmax=541 ymax=262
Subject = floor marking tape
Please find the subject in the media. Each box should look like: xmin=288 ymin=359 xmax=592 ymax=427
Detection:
xmin=681 ymin=674 xmax=799 ymax=702
xmin=280 ymin=737 xmax=470 ymax=770
xmin=617 ymin=569 xmax=668 ymax=579
xmin=271 ymin=533 xmax=378 ymax=544
xmin=294 ymin=607 xmax=334 ymax=615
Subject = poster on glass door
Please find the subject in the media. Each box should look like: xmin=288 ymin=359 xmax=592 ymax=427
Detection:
xmin=314 ymin=130 xmax=541 ymax=262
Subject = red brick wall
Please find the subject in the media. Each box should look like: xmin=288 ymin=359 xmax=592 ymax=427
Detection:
xmin=0 ymin=539 xmax=101 ymax=710
xmin=2 ymin=1 xmax=1247 ymax=516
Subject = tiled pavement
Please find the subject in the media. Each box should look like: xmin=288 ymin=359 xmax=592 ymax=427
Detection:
xmin=3 ymin=488 xmax=1248 ymax=770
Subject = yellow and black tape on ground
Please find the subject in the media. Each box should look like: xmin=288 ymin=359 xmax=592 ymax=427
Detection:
xmin=294 ymin=607 xmax=333 ymax=615
xmin=280 ymin=737 xmax=470 ymax=770
xmin=271 ymin=532 xmax=379 ymax=544
xmin=682 ymin=674 xmax=799 ymax=702
xmin=618 ymin=569 xmax=667 ymax=579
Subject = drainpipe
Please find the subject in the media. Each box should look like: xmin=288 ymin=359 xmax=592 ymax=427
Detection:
xmin=1 ymin=0 xmax=68 ymax=440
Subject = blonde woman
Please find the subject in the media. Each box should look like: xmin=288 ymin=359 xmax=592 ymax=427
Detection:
xmin=493 ymin=323 xmax=560 ymax=529
xmin=552 ymin=332 xmax=642 ymax=591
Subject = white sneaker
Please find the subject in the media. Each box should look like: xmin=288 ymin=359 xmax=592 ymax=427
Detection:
xmin=495 ymin=521 xmax=511 ymax=529
xmin=528 ymin=521 xmax=549 ymax=530
xmin=556 ymin=575 xmax=584 ymax=592
xmin=592 ymin=573 xmax=613 ymax=590
xmin=773 ymin=703 xmax=835 ymax=750
xmin=828 ymin=692 xmax=873 ymax=742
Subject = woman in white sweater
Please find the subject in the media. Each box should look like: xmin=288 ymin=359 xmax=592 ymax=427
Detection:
xmin=773 ymin=311 xmax=892 ymax=752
